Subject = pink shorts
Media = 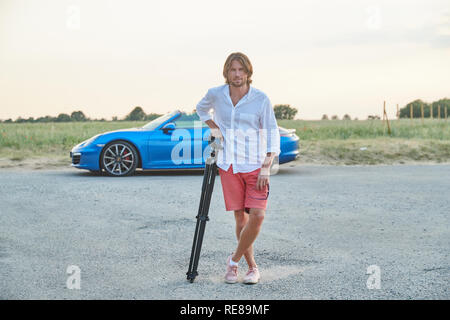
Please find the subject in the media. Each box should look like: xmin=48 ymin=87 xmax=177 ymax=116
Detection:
xmin=218 ymin=164 xmax=269 ymax=213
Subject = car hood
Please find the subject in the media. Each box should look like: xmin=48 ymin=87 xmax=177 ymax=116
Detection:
xmin=101 ymin=127 xmax=144 ymax=135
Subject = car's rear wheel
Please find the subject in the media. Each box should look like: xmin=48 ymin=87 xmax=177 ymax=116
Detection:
xmin=101 ymin=141 xmax=138 ymax=177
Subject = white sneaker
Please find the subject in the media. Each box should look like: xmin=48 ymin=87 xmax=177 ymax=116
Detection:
xmin=243 ymin=267 xmax=260 ymax=284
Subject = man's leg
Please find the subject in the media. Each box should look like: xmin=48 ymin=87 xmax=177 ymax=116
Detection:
xmin=234 ymin=209 xmax=257 ymax=268
xmin=232 ymin=208 xmax=265 ymax=264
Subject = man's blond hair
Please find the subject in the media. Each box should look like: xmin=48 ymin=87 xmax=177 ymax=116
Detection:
xmin=223 ymin=52 xmax=253 ymax=85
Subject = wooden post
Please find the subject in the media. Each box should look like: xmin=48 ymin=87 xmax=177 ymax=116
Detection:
xmin=396 ymin=104 xmax=399 ymax=120
xmin=383 ymin=101 xmax=391 ymax=135
xmin=421 ymin=103 xmax=424 ymax=124
xmin=410 ymin=104 xmax=413 ymax=121
xmin=430 ymin=104 xmax=433 ymax=119
xmin=446 ymin=107 xmax=448 ymax=121
xmin=438 ymin=104 xmax=441 ymax=120
xmin=386 ymin=111 xmax=391 ymax=135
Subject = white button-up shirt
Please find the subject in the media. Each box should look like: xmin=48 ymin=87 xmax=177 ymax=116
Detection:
xmin=196 ymin=84 xmax=281 ymax=174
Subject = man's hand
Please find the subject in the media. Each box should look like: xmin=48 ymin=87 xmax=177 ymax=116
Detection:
xmin=256 ymin=152 xmax=275 ymax=191
xmin=256 ymin=172 xmax=269 ymax=191
xmin=205 ymin=120 xmax=224 ymax=143
xmin=210 ymin=127 xmax=224 ymax=142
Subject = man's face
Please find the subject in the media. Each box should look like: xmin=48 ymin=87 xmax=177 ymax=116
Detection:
xmin=227 ymin=59 xmax=248 ymax=88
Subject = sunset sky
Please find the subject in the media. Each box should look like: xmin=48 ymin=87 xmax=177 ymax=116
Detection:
xmin=1 ymin=0 xmax=449 ymax=120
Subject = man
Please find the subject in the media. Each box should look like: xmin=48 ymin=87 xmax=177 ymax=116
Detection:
xmin=196 ymin=52 xmax=280 ymax=284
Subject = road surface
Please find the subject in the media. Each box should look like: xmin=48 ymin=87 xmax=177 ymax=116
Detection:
xmin=0 ymin=164 xmax=449 ymax=299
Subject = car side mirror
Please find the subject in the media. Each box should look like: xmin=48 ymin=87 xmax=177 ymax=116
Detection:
xmin=161 ymin=122 xmax=176 ymax=134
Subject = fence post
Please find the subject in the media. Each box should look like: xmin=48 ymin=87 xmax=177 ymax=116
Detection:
xmin=438 ymin=104 xmax=441 ymax=120
xmin=383 ymin=101 xmax=391 ymax=135
xmin=421 ymin=103 xmax=424 ymax=124
xmin=430 ymin=104 xmax=433 ymax=119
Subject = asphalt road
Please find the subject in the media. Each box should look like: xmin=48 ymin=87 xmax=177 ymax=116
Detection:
xmin=0 ymin=164 xmax=449 ymax=299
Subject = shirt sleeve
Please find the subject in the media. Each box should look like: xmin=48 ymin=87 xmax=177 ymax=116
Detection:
xmin=196 ymin=89 xmax=214 ymax=122
xmin=260 ymin=97 xmax=281 ymax=156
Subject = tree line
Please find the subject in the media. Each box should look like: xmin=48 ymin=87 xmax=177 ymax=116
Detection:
xmin=398 ymin=98 xmax=450 ymax=118
xmin=0 ymin=105 xmax=300 ymax=123
xmin=0 ymin=107 xmax=163 ymax=123
xmin=1 ymin=98 xmax=448 ymax=123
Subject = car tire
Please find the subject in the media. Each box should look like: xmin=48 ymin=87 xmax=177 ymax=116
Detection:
xmin=100 ymin=140 xmax=138 ymax=177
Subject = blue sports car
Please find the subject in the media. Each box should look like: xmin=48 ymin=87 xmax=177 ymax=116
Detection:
xmin=70 ymin=110 xmax=299 ymax=176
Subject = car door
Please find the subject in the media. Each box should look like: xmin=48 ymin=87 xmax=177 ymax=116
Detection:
xmin=186 ymin=126 xmax=210 ymax=167
xmin=146 ymin=113 xmax=211 ymax=169
xmin=146 ymin=126 xmax=181 ymax=168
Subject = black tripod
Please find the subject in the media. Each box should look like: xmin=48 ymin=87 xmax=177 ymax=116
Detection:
xmin=186 ymin=136 xmax=222 ymax=283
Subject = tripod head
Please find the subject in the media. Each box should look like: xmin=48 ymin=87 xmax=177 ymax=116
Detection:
xmin=206 ymin=135 xmax=223 ymax=164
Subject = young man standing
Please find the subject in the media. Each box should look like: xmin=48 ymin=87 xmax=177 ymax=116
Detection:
xmin=196 ymin=52 xmax=280 ymax=284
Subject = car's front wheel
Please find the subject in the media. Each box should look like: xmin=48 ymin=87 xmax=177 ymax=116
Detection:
xmin=100 ymin=141 xmax=138 ymax=177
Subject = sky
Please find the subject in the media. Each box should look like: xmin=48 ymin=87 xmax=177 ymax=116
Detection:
xmin=1 ymin=0 xmax=449 ymax=120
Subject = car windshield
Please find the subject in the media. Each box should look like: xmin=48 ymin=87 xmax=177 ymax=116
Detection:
xmin=172 ymin=112 xmax=207 ymax=128
xmin=142 ymin=111 xmax=179 ymax=130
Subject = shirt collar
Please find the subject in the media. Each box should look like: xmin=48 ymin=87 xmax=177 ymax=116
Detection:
xmin=222 ymin=84 xmax=254 ymax=103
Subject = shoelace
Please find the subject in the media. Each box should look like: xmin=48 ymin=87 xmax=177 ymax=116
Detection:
xmin=228 ymin=265 xmax=238 ymax=276
xmin=246 ymin=268 xmax=258 ymax=276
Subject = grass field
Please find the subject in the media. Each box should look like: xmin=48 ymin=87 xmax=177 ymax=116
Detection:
xmin=279 ymin=119 xmax=450 ymax=165
xmin=0 ymin=119 xmax=449 ymax=168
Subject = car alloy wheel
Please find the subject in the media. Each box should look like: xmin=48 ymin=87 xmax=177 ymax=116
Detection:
xmin=101 ymin=141 xmax=138 ymax=176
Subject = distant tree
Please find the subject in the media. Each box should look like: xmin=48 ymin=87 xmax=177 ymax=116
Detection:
xmin=321 ymin=114 xmax=329 ymax=120
xmin=331 ymin=115 xmax=339 ymax=120
xmin=145 ymin=113 xmax=162 ymax=121
xmin=176 ymin=111 xmax=200 ymax=121
xmin=71 ymin=110 xmax=87 ymax=121
xmin=55 ymin=113 xmax=71 ymax=122
xmin=399 ymin=98 xmax=450 ymax=118
xmin=125 ymin=106 xmax=146 ymax=121
xmin=4 ymin=119 xmax=13 ymax=123
xmin=112 ymin=116 xmax=118 ymax=121
xmin=368 ymin=115 xmax=381 ymax=120
xmin=399 ymin=99 xmax=428 ymax=118
xmin=343 ymin=114 xmax=351 ymax=120
xmin=36 ymin=115 xmax=55 ymax=122
xmin=274 ymin=104 xmax=298 ymax=120
xmin=15 ymin=117 xmax=27 ymax=123
xmin=430 ymin=98 xmax=450 ymax=118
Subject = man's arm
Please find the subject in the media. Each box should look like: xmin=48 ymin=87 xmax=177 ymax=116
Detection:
xmin=259 ymin=97 xmax=280 ymax=175
xmin=196 ymin=89 xmax=214 ymax=122
xmin=262 ymin=152 xmax=276 ymax=169
xmin=205 ymin=119 xmax=223 ymax=141
xmin=196 ymin=89 xmax=223 ymax=141
xmin=205 ymin=119 xmax=219 ymax=130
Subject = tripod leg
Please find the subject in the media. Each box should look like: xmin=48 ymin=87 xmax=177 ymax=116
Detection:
xmin=187 ymin=163 xmax=210 ymax=282
xmin=186 ymin=214 xmax=202 ymax=282
xmin=186 ymin=162 xmax=217 ymax=282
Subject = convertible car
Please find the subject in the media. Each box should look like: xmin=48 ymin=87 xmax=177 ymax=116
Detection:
xmin=70 ymin=110 xmax=299 ymax=176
